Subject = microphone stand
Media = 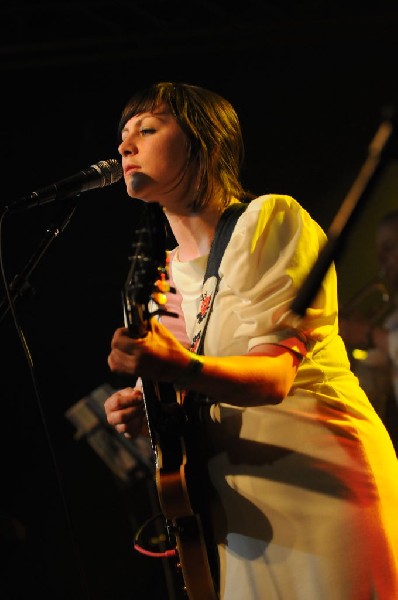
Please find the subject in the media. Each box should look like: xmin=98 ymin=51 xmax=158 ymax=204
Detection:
xmin=291 ymin=113 xmax=395 ymax=318
xmin=0 ymin=202 xmax=77 ymax=324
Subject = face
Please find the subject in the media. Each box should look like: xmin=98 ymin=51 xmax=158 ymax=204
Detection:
xmin=375 ymin=219 xmax=398 ymax=290
xmin=118 ymin=108 xmax=196 ymax=209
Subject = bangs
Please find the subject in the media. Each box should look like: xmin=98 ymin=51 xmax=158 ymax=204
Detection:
xmin=117 ymin=83 xmax=183 ymax=139
xmin=118 ymin=95 xmax=161 ymax=138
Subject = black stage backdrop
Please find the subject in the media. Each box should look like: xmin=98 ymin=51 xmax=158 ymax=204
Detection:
xmin=1 ymin=3 xmax=398 ymax=599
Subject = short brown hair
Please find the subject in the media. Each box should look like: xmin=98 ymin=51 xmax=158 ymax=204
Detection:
xmin=118 ymin=81 xmax=254 ymax=211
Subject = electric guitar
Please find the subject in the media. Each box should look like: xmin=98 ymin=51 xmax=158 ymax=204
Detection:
xmin=122 ymin=202 xmax=218 ymax=600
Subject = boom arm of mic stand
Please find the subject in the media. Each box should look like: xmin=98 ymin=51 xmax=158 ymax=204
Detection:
xmin=0 ymin=202 xmax=77 ymax=324
xmin=291 ymin=116 xmax=394 ymax=318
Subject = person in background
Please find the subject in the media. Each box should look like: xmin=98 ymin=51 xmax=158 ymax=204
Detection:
xmin=104 ymin=81 xmax=398 ymax=600
xmin=339 ymin=209 xmax=398 ymax=452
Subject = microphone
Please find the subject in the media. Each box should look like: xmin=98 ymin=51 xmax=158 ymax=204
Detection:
xmin=7 ymin=158 xmax=123 ymax=212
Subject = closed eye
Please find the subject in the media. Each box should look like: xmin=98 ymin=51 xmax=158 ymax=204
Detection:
xmin=140 ymin=128 xmax=156 ymax=135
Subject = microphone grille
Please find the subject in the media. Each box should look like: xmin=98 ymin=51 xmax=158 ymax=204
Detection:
xmin=95 ymin=158 xmax=123 ymax=187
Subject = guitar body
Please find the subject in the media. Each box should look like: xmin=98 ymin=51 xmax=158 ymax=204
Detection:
xmin=143 ymin=379 xmax=218 ymax=600
xmin=123 ymin=203 xmax=218 ymax=600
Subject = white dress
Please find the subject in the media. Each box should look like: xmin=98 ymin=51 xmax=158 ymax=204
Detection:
xmin=167 ymin=194 xmax=398 ymax=600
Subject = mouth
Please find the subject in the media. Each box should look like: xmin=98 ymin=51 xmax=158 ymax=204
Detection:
xmin=124 ymin=165 xmax=140 ymax=177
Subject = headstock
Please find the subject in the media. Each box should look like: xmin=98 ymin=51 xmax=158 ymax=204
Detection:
xmin=122 ymin=202 xmax=175 ymax=338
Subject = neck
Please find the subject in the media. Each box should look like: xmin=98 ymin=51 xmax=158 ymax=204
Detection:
xmin=165 ymin=207 xmax=218 ymax=261
xmin=165 ymin=198 xmax=238 ymax=262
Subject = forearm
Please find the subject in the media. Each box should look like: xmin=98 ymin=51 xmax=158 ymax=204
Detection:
xmin=174 ymin=345 xmax=300 ymax=407
xmin=108 ymin=325 xmax=301 ymax=407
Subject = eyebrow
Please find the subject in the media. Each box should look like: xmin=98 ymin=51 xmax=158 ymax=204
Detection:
xmin=121 ymin=111 xmax=170 ymax=136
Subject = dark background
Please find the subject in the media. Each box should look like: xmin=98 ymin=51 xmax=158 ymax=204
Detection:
xmin=1 ymin=2 xmax=398 ymax=599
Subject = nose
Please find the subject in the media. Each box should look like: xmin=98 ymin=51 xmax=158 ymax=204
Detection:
xmin=118 ymin=134 xmax=136 ymax=157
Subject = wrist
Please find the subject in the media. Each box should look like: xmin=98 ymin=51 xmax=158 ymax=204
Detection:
xmin=174 ymin=353 xmax=204 ymax=391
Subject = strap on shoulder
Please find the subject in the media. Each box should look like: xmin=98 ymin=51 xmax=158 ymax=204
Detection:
xmin=204 ymin=202 xmax=248 ymax=282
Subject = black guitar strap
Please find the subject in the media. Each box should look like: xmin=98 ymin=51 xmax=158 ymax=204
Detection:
xmin=181 ymin=202 xmax=248 ymax=598
xmin=190 ymin=202 xmax=248 ymax=357
xmin=205 ymin=202 xmax=248 ymax=280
